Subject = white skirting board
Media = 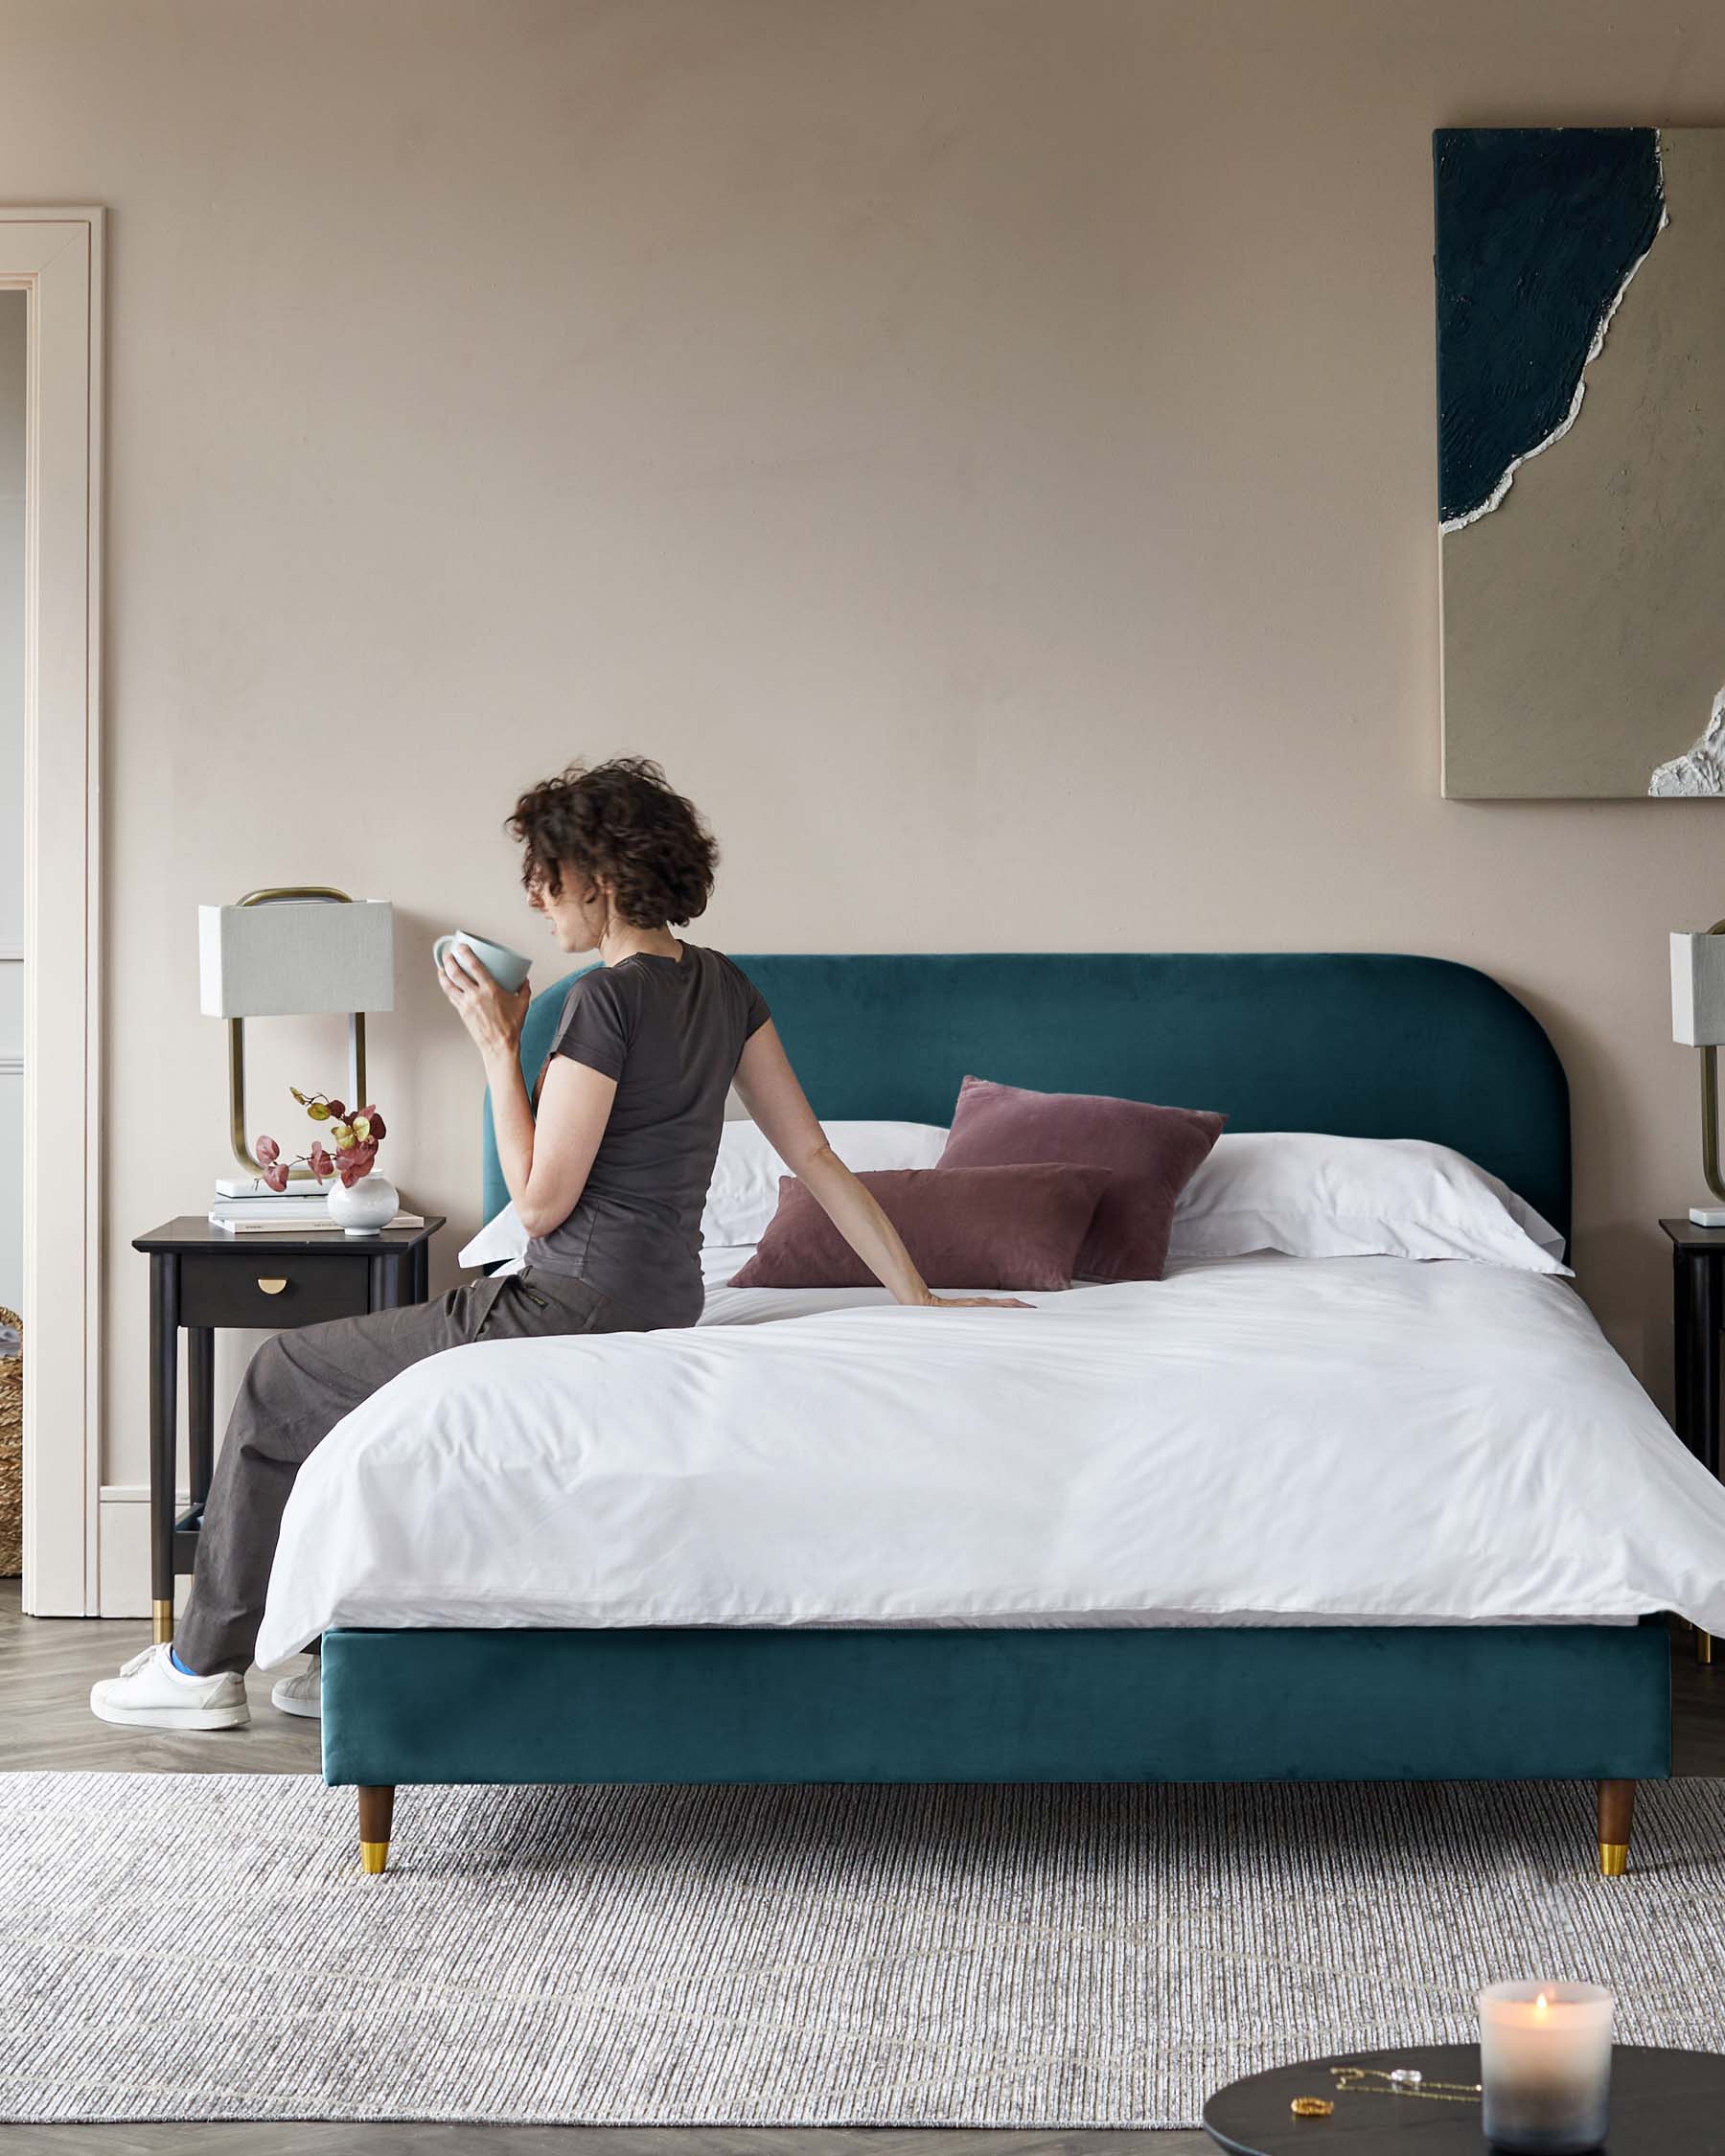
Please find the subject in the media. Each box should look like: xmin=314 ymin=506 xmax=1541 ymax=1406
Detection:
xmin=97 ymin=1486 xmax=186 ymax=1619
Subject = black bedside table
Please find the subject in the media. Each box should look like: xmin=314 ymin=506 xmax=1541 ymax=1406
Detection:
xmin=131 ymin=1214 xmax=445 ymax=1643
xmin=1664 ymin=1217 xmax=1724 ymax=1475
xmin=1661 ymin=1216 xmax=1725 ymax=1664
xmin=1204 ymin=2043 xmax=1725 ymax=2154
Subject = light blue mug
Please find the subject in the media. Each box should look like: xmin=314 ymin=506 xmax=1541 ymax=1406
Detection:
xmin=433 ymin=929 xmax=532 ymax=995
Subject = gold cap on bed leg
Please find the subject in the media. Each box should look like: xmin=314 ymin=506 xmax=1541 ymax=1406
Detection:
xmin=152 ymin=1599 xmax=174 ymax=1645
xmin=361 ymin=1841 xmax=390 ymax=1875
xmin=1598 ymin=1842 xmax=1629 ymax=1877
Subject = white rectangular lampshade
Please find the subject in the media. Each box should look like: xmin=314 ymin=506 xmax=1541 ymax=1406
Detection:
xmin=1671 ymin=929 xmax=1725 ymax=1045
xmin=198 ymin=899 xmax=396 ymax=1018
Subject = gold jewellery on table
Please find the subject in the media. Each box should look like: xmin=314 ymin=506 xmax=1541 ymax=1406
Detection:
xmin=1289 ymin=2063 xmax=1484 ymax=2118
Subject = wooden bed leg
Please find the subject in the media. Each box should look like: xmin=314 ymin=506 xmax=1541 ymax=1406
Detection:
xmin=359 ymin=1785 xmax=395 ymax=1875
xmin=1597 ymin=1779 xmax=1634 ymax=1877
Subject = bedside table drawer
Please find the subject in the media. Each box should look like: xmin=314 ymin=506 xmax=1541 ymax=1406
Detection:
xmin=178 ymin=1251 xmax=372 ymax=1329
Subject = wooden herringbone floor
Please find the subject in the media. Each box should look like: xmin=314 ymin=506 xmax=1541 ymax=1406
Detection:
xmin=5 ymin=1581 xmax=1721 ymax=2154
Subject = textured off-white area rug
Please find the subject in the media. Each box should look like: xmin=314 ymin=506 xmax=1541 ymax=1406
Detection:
xmin=4 ymin=1771 xmax=1725 ymax=2126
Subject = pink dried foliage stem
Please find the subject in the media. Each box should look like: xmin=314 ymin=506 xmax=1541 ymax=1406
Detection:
xmin=255 ymin=1089 xmax=389 ymax=1192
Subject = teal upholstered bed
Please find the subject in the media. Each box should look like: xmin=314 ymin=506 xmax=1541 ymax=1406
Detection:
xmin=321 ymin=953 xmax=1668 ymax=1875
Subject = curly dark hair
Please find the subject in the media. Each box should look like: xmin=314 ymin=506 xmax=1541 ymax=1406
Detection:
xmin=505 ymin=757 xmax=718 ymax=928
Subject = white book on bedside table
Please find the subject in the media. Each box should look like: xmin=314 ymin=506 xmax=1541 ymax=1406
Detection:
xmin=209 ymin=1208 xmax=425 ymax=1233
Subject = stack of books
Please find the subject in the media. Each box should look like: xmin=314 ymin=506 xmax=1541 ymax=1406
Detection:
xmin=207 ymin=1182 xmax=425 ymax=1234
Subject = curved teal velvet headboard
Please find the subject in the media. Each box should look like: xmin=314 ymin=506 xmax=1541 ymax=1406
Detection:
xmin=481 ymin=952 xmax=1571 ymax=1250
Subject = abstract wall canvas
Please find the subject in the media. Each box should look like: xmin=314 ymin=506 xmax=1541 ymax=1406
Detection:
xmin=1437 ymin=127 xmax=1725 ymax=798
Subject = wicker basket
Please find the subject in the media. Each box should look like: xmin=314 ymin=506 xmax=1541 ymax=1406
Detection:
xmin=0 ymin=1306 xmax=20 ymax=1579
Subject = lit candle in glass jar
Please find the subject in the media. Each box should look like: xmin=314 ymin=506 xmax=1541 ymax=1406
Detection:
xmin=1477 ymin=1983 xmax=1615 ymax=2152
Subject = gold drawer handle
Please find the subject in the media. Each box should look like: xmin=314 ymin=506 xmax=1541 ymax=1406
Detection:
xmin=257 ymin=1277 xmax=288 ymax=1296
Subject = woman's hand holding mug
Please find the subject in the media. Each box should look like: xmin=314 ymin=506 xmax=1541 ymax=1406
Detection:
xmin=435 ymin=932 xmax=533 ymax=1061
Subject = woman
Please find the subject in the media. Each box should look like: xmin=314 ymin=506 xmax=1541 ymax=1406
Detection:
xmin=93 ymin=756 xmax=1023 ymax=1732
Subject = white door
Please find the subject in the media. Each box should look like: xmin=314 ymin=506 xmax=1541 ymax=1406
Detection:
xmin=2 ymin=210 xmax=104 ymax=1615
xmin=0 ymin=288 xmax=22 ymax=1321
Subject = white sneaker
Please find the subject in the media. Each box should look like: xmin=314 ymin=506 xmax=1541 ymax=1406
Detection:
xmin=90 ymin=1643 xmax=250 ymax=1732
xmin=271 ymin=1661 xmax=321 ymax=1720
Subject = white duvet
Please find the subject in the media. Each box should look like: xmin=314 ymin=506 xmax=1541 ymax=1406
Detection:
xmin=254 ymin=1254 xmax=1725 ymax=1666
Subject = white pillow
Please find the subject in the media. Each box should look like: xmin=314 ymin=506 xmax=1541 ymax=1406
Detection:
xmin=1168 ymin=1132 xmax=1570 ymax=1274
xmin=702 ymin=1117 xmax=950 ymax=1248
xmin=458 ymin=1117 xmax=951 ymax=1270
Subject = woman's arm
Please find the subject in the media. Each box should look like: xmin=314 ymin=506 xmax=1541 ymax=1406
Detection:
xmin=439 ymin=950 xmax=617 ymax=1238
xmin=732 ymin=1021 xmax=1027 ymax=1311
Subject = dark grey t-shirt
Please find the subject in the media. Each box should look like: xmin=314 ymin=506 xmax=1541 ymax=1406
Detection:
xmin=523 ymin=943 xmax=770 ymax=1329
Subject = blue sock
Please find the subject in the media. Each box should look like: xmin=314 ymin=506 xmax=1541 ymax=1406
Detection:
xmin=168 ymin=1644 xmax=197 ymax=1676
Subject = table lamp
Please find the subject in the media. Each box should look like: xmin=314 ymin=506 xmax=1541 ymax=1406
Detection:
xmin=199 ymin=886 xmax=395 ymax=1181
xmin=1671 ymin=921 xmax=1725 ymax=1226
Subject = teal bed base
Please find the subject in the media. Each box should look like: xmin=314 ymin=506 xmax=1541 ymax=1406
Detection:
xmin=323 ymin=1619 xmax=1670 ymax=1786
xmin=323 ymin=953 xmax=1671 ymax=1877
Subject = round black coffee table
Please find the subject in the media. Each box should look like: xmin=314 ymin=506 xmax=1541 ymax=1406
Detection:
xmin=1203 ymin=2044 xmax=1725 ymax=2153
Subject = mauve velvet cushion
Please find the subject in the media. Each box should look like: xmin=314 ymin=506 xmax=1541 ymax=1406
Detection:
xmin=935 ymin=1075 xmax=1225 ymax=1281
xmin=726 ymin=1164 xmax=1114 ymax=1291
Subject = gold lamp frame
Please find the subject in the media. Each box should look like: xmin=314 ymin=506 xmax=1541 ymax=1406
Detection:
xmin=225 ymin=885 xmax=370 ymax=1180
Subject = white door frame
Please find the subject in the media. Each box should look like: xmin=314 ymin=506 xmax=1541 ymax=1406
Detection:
xmin=4 ymin=208 xmax=104 ymax=1614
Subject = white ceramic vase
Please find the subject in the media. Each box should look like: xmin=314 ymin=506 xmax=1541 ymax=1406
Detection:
xmin=327 ymin=1173 xmax=399 ymax=1237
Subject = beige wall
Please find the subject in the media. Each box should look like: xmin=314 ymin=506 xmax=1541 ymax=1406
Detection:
xmin=1 ymin=0 xmax=1721 ymax=1569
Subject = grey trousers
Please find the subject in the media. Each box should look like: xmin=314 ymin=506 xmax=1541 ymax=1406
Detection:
xmin=175 ymin=1265 xmax=642 ymax=1676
